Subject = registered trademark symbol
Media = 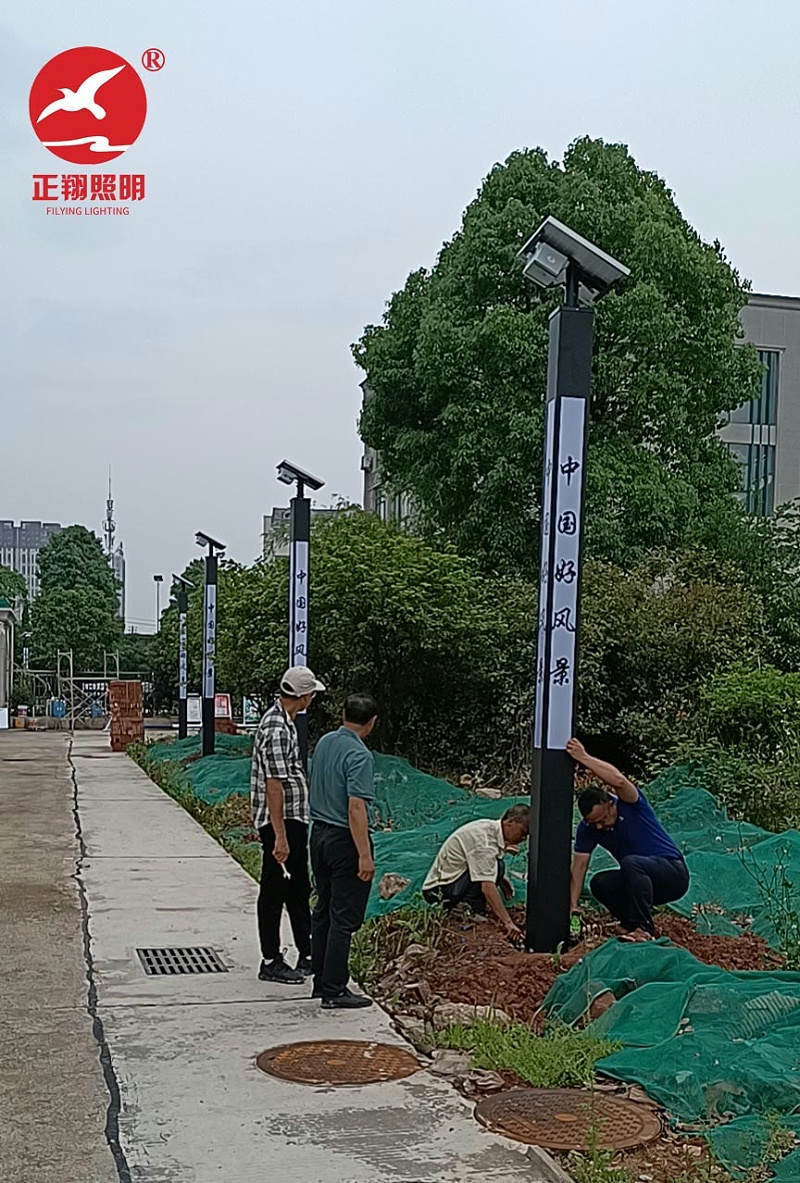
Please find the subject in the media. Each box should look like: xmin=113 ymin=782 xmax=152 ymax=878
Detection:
xmin=142 ymin=48 xmax=165 ymax=72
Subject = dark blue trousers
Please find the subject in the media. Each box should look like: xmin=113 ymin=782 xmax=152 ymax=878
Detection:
xmin=590 ymin=855 xmax=689 ymax=934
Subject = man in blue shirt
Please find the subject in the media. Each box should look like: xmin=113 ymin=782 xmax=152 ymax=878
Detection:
xmin=568 ymin=738 xmax=689 ymax=940
xmin=309 ymin=693 xmax=378 ymax=1009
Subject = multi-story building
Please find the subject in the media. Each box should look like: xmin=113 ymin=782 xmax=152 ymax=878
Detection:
xmin=359 ymin=380 xmax=414 ymax=524
xmin=0 ymin=520 xmax=62 ymax=599
xmin=723 ymin=292 xmax=800 ymax=514
xmin=262 ymin=506 xmax=339 ymax=558
xmin=110 ymin=544 xmax=126 ymax=620
xmin=359 ymin=294 xmax=800 ymax=524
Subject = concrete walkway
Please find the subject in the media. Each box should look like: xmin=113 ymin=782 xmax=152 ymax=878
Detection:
xmin=2 ymin=730 xmax=563 ymax=1183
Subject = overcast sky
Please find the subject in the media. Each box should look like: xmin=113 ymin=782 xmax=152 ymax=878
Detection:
xmin=2 ymin=1 xmax=799 ymax=630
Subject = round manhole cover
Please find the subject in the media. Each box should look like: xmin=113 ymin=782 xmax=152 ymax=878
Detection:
xmin=474 ymin=1088 xmax=661 ymax=1151
xmin=256 ymin=1039 xmax=420 ymax=1086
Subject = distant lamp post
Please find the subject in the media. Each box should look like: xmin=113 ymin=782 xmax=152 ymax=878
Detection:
xmin=172 ymin=574 xmax=193 ymax=740
xmin=195 ymin=532 xmax=226 ymax=757
xmin=276 ymin=459 xmax=325 ymax=767
xmin=153 ymin=574 xmax=164 ymax=631
xmin=518 ymin=217 xmax=629 ymax=953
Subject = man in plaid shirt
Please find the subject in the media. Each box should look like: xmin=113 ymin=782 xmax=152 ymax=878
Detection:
xmin=251 ymin=665 xmax=325 ymax=984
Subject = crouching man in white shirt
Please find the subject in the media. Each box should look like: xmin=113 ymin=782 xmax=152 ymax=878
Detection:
xmin=422 ymin=805 xmax=530 ymax=944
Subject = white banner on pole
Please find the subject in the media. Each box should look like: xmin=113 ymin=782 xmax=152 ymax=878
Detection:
xmin=533 ymin=398 xmax=556 ymax=750
xmin=203 ymin=584 xmax=216 ymax=698
xmin=546 ymin=396 xmax=585 ymax=750
xmin=290 ymin=540 xmax=309 ymax=667
xmin=179 ymin=612 xmax=187 ymax=700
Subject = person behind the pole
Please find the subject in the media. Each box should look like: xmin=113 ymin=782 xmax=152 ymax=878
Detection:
xmin=422 ymin=806 xmax=530 ymax=944
xmin=309 ymin=692 xmax=379 ymax=1009
xmin=567 ymin=737 xmax=689 ymax=941
xmin=250 ymin=665 xmax=326 ymax=984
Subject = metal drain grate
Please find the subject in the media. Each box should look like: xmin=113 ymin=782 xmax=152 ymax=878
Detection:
xmin=474 ymin=1088 xmax=662 ymax=1151
xmin=256 ymin=1039 xmax=420 ymax=1086
xmin=136 ymin=947 xmax=228 ymax=976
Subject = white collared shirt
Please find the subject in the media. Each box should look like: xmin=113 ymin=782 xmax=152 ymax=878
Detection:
xmin=423 ymin=818 xmax=505 ymax=890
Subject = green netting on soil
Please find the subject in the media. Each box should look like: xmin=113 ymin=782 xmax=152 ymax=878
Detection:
xmin=144 ymin=737 xmax=529 ymax=908
xmin=543 ymin=941 xmax=800 ymax=1177
xmin=144 ymin=737 xmax=800 ymax=1171
xmin=143 ymin=737 xmax=800 ymax=933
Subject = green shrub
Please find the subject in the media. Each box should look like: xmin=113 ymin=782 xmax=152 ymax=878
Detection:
xmin=696 ymin=663 xmax=800 ymax=759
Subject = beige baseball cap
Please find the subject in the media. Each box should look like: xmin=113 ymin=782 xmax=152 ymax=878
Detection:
xmin=280 ymin=666 xmax=326 ymax=697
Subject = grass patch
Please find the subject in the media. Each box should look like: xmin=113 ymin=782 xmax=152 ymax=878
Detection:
xmin=350 ymin=904 xmax=445 ymax=990
xmin=433 ymin=1018 xmax=619 ymax=1089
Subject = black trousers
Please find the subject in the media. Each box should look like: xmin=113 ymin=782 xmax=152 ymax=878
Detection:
xmin=590 ymin=855 xmax=689 ymax=934
xmin=422 ymin=858 xmax=506 ymax=912
xmin=310 ymin=821 xmax=372 ymax=999
xmin=257 ymin=820 xmax=311 ymax=962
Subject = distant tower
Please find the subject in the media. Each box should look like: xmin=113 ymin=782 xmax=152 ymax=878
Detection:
xmin=103 ymin=468 xmax=126 ymax=621
xmin=103 ymin=467 xmax=116 ymax=557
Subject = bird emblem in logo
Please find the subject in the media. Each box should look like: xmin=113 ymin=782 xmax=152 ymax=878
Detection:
xmin=29 ymin=46 xmax=147 ymax=165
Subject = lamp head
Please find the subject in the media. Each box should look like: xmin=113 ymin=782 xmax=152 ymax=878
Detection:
xmin=276 ymin=460 xmax=325 ymax=492
xmin=518 ymin=216 xmax=630 ymax=305
xmin=195 ymin=531 xmax=226 ymax=554
xmin=171 ymin=573 xmax=194 ymax=589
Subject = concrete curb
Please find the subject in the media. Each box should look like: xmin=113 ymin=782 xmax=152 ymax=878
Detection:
xmin=526 ymin=1145 xmax=575 ymax=1182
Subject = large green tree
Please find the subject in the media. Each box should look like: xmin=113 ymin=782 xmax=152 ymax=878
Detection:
xmin=0 ymin=565 xmax=27 ymax=604
xmin=37 ymin=525 xmax=119 ymax=601
xmin=354 ymin=137 xmax=761 ymax=576
xmin=30 ymin=525 xmax=122 ymax=669
xmin=29 ymin=588 xmax=122 ymax=670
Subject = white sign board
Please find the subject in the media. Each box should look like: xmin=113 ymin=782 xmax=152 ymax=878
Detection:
xmin=533 ymin=395 xmax=586 ymax=751
xmin=289 ymin=539 xmax=309 ymax=666
xmin=203 ymin=584 xmax=216 ymax=698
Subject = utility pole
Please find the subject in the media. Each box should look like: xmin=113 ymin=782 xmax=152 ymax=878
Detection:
xmin=172 ymin=574 xmax=192 ymax=740
xmin=195 ymin=533 xmax=225 ymax=757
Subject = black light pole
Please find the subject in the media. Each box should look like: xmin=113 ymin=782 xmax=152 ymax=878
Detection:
xmin=277 ymin=460 xmax=325 ymax=768
xmin=153 ymin=574 xmax=164 ymax=631
xmin=195 ymin=532 xmax=225 ymax=757
xmin=172 ymin=574 xmax=191 ymax=740
xmin=519 ymin=218 xmax=629 ymax=953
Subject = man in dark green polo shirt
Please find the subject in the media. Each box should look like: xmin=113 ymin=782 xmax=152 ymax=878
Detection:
xmin=309 ymin=692 xmax=378 ymax=1009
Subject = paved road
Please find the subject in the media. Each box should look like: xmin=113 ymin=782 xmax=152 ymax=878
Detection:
xmin=0 ymin=730 xmax=563 ymax=1183
xmin=0 ymin=731 xmax=116 ymax=1183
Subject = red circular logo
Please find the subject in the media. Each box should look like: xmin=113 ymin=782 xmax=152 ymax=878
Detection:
xmin=29 ymin=46 xmax=147 ymax=166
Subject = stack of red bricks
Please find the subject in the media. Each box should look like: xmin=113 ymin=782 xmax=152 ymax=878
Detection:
xmin=108 ymin=680 xmax=144 ymax=752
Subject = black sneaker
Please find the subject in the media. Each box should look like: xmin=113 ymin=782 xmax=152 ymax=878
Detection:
xmin=296 ymin=956 xmax=313 ymax=977
xmin=258 ymin=956 xmax=305 ymax=985
xmin=321 ymin=988 xmax=373 ymax=1010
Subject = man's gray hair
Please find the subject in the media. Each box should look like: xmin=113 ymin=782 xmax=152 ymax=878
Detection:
xmin=502 ymin=804 xmax=531 ymax=827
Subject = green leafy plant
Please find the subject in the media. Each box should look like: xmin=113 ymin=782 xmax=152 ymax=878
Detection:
xmin=741 ymin=843 xmax=800 ymax=969
xmin=350 ymin=903 xmax=445 ymax=990
xmin=567 ymin=1134 xmax=631 ymax=1183
xmin=433 ymin=1018 xmax=618 ymax=1089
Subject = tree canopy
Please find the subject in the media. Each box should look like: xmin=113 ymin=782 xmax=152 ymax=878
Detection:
xmin=0 ymin=565 xmax=27 ymax=605
xmin=29 ymin=588 xmax=123 ymax=670
xmin=354 ymin=137 xmax=761 ymax=576
xmin=30 ymin=525 xmax=122 ymax=669
xmin=37 ymin=525 xmax=119 ymax=602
